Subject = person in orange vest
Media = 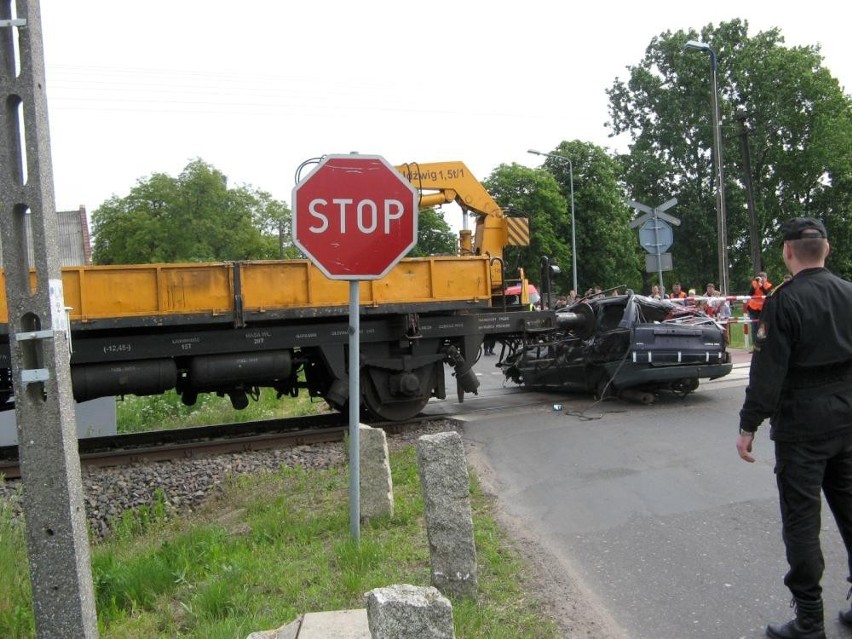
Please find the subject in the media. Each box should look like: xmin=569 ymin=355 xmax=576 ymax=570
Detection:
xmin=745 ymin=271 xmax=773 ymax=325
xmin=668 ymin=281 xmax=687 ymax=300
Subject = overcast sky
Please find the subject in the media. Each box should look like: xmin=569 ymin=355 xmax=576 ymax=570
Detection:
xmin=36 ymin=1 xmax=850 ymax=229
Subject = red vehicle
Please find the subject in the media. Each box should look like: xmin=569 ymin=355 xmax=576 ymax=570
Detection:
xmin=504 ymin=283 xmax=541 ymax=308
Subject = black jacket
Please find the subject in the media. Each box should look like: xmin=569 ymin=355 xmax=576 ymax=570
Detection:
xmin=739 ymin=267 xmax=852 ymax=441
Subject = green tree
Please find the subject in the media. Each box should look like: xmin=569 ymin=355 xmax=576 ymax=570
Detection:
xmin=607 ymin=19 xmax=852 ymax=290
xmin=483 ymin=163 xmax=570 ymax=291
xmin=486 ymin=143 xmax=642 ymax=295
xmin=408 ymin=207 xmax=457 ymax=257
xmin=92 ymin=159 xmax=291 ymax=264
xmin=249 ymin=189 xmax=300 ymax=259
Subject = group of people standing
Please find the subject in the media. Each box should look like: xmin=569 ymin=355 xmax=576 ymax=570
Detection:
xmin=649 ymin=280 xmax=733 ymax=320
xmin=652 ymin=269 xmax=791 ymax=324
xmin=648 ymin=271 xmax=780 ymax=326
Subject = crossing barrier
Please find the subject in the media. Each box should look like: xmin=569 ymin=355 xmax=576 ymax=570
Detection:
xmin=667 ymin=293 xmax=764 ymax=349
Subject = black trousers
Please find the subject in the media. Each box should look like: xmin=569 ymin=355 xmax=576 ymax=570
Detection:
xmin=747 ymin=307 xmax=762 ymax=325
xmin=775 ymin=432 xmax=852 ymax=601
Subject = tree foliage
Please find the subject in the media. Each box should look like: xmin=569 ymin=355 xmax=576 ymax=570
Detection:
xmin=607 ymin=19 xmax=852 ymax=291
xmin=484 ymin=163 xmax=569 ymax=289
xmin=91 ymin=159 xmax=292 ymax=264
xmin=408 ymin=207 xmax=457 ymax=257
xmin=485 ymin=143 xmax=642 ymax=294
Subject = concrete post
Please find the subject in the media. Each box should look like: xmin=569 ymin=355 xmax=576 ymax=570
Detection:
xmin=416 ymin=431 xmax=478 ymax=598
xmin=0 ymin=1 xmax=98 ymax=636
xmin=359 ymin=424 xmax=393 ymax=521
xmin=365 ymin=584 xmax=454 ymax=639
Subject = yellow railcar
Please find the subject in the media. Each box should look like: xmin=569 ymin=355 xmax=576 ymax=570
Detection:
xmin=0 ymin=255 xmax=547 ymax=421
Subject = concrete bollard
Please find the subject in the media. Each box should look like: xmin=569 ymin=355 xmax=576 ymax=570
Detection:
xmin=359 ymin=424 xmax=394 ymax=521
xmin=365 ymin=584 xmax=454 ymax=638
xmin=416 ymin=431 xmax=478 ymax=597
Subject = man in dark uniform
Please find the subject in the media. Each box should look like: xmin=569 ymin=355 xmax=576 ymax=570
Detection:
xmin=737 ymin=217 xmax=852 ymax=639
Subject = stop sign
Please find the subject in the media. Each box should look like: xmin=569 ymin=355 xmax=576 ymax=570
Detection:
xmin=292 ymin=154 xmax=419 ymax=280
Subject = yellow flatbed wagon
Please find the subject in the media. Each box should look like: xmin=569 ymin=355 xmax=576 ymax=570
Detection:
xmin=6 ymin=256 xmax=493 ymax=326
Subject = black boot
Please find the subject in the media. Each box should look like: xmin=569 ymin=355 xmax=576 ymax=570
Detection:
xmin=766 ymin=597 xmax=825 ymax=639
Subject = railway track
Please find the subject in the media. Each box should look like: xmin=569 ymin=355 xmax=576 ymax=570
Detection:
xmin=0 ymin=412 xmax=434 ymax=480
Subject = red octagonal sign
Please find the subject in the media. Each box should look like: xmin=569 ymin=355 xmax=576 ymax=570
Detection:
xmin=292 ymin=154 xmax=419 ymax=280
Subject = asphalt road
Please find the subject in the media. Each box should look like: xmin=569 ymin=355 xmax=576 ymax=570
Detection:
xmin=429 ymin=355 xmax=852 ymax=639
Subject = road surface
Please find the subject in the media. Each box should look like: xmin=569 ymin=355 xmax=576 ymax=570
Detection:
xmin=427 ymin=354 xmax=852 ymax=639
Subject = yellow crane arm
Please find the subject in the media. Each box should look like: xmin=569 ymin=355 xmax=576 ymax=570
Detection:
xmin=395 ymin=161 xmax=529 ymax=257
xmin=394 ymin=161 xmax=504 ymax=219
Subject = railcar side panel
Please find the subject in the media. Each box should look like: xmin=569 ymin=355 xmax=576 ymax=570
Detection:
xmin=60 ymin=264 xmax=236 ymax=322
xmin=0 ymin=256 xmax=494 ymax=325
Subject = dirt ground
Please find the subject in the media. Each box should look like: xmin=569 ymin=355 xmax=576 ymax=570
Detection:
xmin=466 ymin=442 xmax=627 ymax=639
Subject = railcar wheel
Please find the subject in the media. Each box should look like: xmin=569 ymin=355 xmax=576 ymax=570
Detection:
xmin=362 ymin=378 xmax=429 ymax=421
xmin=361 ymin=364 xmax=433 ymax=422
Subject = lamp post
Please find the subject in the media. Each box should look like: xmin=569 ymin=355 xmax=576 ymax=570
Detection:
xmin=528 ymin=149 xmax=577 ymax=293
xmin=684 ymin=40 xmax=729 ymax=295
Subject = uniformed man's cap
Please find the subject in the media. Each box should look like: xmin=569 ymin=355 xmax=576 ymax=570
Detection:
xmin=779 ymin=217 xmax=827 ymax=243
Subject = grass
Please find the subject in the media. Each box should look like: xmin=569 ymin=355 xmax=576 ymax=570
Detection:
xmin=0 ymin=483 xmax=34 ymax=639
xmin=724 ymin=304 xmax=749 ymax=350
xmin=1 ymin=445 xmax=561 ymax=638
xmin=116 ymin=386 xmax=331 ymax=433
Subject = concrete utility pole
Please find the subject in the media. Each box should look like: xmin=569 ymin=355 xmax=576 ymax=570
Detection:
xmin=737 ymin=109 xmax=761 ymax=275
xmin=0 ymin=1 xmax=99 ymax=636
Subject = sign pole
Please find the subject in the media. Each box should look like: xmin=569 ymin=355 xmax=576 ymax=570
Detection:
xmin=348 ymin=280 xmax=361 ymax=541
xmin=291 ymin=153 xmax=418 ymax=543
xmin=653 ymin=212 xmax=664 ymax=293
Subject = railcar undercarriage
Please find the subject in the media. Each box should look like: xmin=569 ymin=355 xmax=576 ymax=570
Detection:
xmin=0 ymin=308 xmax=551 ymax=422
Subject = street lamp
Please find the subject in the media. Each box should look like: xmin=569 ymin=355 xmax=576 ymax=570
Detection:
xmin=684 ymin=40 xmax=729 ymax=295
xmin=528 ymin=149 xmax=578 ymax=293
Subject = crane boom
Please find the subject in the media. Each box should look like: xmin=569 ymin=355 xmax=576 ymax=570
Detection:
xmin=395 ymin=161 xmax=529 ymax=263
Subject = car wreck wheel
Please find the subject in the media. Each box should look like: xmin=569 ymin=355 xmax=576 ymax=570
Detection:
xmin=672 ymin=377 xmax=700 ymax=397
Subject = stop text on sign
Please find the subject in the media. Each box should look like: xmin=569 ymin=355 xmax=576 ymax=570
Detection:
xmin=306 ymin=198 xmax=405 ymax=234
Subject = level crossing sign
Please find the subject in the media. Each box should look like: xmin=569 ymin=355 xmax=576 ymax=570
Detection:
xmin=638 ymin=218 xmax=674 ymax=254
xmin=628 ymin=198 xmax=680 ymax=281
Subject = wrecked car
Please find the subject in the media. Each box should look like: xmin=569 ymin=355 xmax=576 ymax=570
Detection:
xmin=500 ymin=291 xmax=733 ymax=403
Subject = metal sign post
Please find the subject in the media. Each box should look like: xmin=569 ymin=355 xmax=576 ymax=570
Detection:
xmin=348 ymin=281 xmax=360 ymax=540
xmin=292 ymin=154 xmax=418 ymax=541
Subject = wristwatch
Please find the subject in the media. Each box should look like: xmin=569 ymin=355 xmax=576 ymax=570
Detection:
xmin=739 ymin=428 xmax=755 ymax=437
